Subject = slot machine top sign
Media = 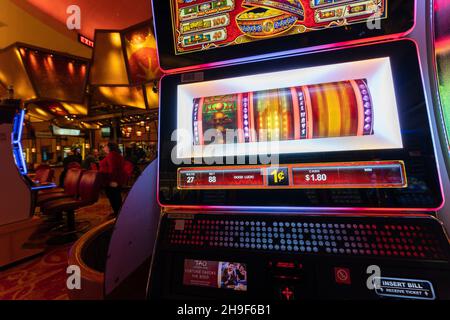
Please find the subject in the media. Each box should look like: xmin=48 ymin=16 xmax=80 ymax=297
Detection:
xmin=173 ymin=0 xmax=384 ymax=54
xmin=153 ymin=0 xmax=415 ymax=70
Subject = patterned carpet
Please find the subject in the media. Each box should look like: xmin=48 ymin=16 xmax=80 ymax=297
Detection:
xmin=0 ymin=195 xmax=113 ymax=300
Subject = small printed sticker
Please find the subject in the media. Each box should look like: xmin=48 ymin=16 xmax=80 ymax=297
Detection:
xmin=374 ymin=277 xmax=435 ymax=300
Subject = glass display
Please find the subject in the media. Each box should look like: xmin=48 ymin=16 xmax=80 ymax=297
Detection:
xmin=158 ymin=41 xmax=442 ymax=209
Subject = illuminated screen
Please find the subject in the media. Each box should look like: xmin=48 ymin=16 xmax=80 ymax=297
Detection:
xmin=176 ymin=57 xmax=402 ymax=160
xmin=101 ymin=127 xmax=111 ymax=138
xmin=183 ymin=259 xmax=247 ymax=291
xmin=170 ymin=0 xmax=387 ymax=55
xmin=52 ymin=125 xmax=81 ymax=137
xmin=158 ymin=41 xmax=442 ymax=209
xmin=123 ymin=24 xmax=161 ymax=84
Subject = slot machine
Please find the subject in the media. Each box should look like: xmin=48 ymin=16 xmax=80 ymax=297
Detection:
xmin=147 ymin=0 xmax=450 ymax=300
xmin=0 ymin=99 xmax=49 ymax=266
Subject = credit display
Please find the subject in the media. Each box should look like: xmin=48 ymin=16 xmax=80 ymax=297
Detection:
xmin=178 ymin=161 xmax=407 ymax=189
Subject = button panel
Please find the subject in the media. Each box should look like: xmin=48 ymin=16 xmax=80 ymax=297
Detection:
xmin=165 ymin=215 xmax=449 ymax=261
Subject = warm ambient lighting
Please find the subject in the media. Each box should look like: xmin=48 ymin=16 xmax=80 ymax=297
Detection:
xmin=126 ymin=126 xmax=133 ymax=133
xmin=31 ymin=148 xmax=36 ymax=153
xmin=145 ymin=125 xmax=150 ymax=132
xmin=56 ymin=145 xmax=61 ymax=151
xmin=136 ymin=130 xmax=142 ymax=137
xmin=85 ymin=143 xmax=91 ymax=149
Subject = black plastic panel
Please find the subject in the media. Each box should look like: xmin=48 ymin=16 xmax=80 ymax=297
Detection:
xmin=149 ymin=213 xmax=450 ymax=300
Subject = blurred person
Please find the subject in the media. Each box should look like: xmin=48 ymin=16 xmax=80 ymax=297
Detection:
xmin=82 ymin=151 xmax=99 ymax=170
xmin=99 ymin=142 xmax=126 ymax=217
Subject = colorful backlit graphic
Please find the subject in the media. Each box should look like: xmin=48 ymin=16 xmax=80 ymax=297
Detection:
xmin=123 ymin=24 xmax=161 ymax=84
xmin=171 ymin=0 xmax=387 ymax=54
xmin=183 ymin=259 xmax=247 ymax=291
xmin=192 ymin=79 xmax=373 ymax=145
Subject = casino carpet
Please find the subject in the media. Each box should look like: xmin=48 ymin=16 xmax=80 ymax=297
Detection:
xmin=0 ymin=195 xmax=113 ymax=300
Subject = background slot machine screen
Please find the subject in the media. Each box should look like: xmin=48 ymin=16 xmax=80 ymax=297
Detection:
xmin=153 ymin=0 xmax=415 ymax=70
xmin=158 ymin=40 xmax=442 ymax=210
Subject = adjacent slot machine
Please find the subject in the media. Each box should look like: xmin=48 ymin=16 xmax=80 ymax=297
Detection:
xmin=148 ymin=0 xmax=450 ymax=300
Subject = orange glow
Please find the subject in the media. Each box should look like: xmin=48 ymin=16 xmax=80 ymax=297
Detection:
xmin=95 ymin=86 xmax=147 ymax=109
xmin=61 ymin=102 xmax=88 ymax=115
xmin=46 ymin=56 xmax=54 ymax=70
xmin=68 ymin=62 xmax=74 ymax=75
xmin=29 ymin=52 xmax=38 ymax=68
xmin=436 ymin=36 xmax=450 ymax=55
xmin=111 ymin=33 xmax=122 ymax=48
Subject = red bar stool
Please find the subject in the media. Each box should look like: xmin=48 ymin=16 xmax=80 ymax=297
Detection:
xmin=36 ymin=168 xmax=83 ymax=205
xmin=41 ymin=170 xmax=103 ymax=244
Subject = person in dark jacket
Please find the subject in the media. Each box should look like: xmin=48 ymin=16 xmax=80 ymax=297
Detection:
xmin=82 ymin=150 xmax=99 ymax=170
xmin=99 ymin=142 xmax=126 ymax=217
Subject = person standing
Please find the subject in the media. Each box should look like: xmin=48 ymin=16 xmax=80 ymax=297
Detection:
xmin=99 ymin=142 xmax=126 ymax=217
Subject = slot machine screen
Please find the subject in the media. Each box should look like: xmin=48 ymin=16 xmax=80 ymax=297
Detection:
xmin=101 ymin=127 xmax=111 ymax=138
xmin=153 ymin=0 xmax=415 ymax=70
xmin=158 ymin=40 xmax=442 ymax=210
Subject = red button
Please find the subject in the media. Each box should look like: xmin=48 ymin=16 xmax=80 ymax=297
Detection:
xmin=334 ymin=267 xmax=351 ymax=285
xmin=280 ymin=286 xmax=295 ymax=301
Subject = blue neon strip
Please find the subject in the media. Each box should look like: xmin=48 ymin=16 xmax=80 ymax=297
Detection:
xmin=13 ymin=109 xmax=25 ymax=143
xmin=12 ymin=109 xmax=27 ymax=175
xmin=16 ymin=141 xmax=27 ymax=175
xmin=31 ymin=183 xmax=57 ymax=191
